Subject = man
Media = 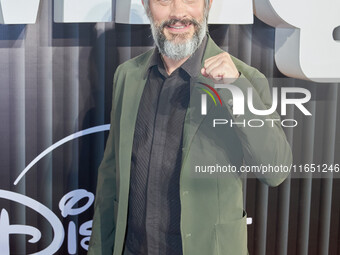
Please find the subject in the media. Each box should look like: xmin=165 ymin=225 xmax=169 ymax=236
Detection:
xmin=88 ymin=0 xmax=292 ymax=254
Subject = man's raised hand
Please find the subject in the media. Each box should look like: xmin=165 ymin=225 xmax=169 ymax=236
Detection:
xmin=201 ymin=52 xmax=240 ymax=84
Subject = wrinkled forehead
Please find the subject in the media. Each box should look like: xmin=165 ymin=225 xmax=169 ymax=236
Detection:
xmin=143 ymin=0 xmax=211 ymax=23
xmin=144 ymin=0 xmax=210 ymax=7
xmin=143 ymin=0 xmax=210 ymax=16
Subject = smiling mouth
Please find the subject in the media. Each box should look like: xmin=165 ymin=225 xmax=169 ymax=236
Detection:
xmin=165 ymin=22 xmax=194 ymax=34
xmin=167 ymin=23 xmax=192 ymax=29
xmin=163 ymin=19 xmax=196 ymax=32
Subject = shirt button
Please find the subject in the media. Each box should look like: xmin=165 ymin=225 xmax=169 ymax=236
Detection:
xmin=183 ymin=191 xmax=189 ymax=195
xmin=185 ymin=233 xmax=192 ymax=238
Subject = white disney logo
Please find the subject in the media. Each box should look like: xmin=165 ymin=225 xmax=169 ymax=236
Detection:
xmin=0 ymin=189 xmax=93 ymax=255
xmin=0 ymin=125 xmax=111 ymax=255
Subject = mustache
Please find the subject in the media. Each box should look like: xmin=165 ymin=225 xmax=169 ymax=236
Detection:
xmin=160 ymin=18 xmax=200 ymax=28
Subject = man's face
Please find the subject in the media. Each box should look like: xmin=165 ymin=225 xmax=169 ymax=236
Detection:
xmin=146 ymin=0 xmax=210 ymax=60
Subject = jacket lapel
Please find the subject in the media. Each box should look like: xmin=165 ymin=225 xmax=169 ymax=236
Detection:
xmin=114 ymin=50 xmax=156 ymax=255
xmin=118 ymin=51 xmax=154 ymax=201
xmin=182 ymin=36 xmax=224 ymax=163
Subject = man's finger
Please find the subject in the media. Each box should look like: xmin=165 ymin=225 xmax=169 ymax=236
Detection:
xmin=204 ymin=59 xmax=224 ymax=75
xmin=201 ymin=68 xmax=209 ymax=77
xmin=204 ymin=55 xmax=220 ymax=65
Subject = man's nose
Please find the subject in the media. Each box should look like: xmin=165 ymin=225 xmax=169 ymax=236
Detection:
xmin=169 ymin=0 xmax=188 ymax=20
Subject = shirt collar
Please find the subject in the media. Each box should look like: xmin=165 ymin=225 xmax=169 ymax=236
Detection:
xmin=146 ymin=35 xmax=208 ymax=78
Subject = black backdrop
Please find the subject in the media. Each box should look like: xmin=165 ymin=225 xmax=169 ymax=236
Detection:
xmin=0 ymin=0 xmax=339 ymax=254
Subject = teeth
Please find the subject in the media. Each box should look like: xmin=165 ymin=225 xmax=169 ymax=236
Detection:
xmin=170 ymin=25 xmax=186 ymax=29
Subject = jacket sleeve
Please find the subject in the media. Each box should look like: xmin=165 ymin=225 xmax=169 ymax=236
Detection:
xmin=88 ymin=67 xmax=120 ymax=255
xmin=225 ymin=69 xmax=292 ymax=187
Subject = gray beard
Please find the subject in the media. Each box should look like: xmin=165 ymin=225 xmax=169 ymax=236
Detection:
xmin=150 ymin=18 xmax=207 ymax=61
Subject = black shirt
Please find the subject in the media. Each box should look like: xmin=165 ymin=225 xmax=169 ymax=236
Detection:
xmin=124 ymin=36 xmax=208 ymax=255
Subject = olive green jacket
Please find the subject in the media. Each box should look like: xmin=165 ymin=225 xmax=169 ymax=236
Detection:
xmin=88 ymin=36 xmax=292 ymax=255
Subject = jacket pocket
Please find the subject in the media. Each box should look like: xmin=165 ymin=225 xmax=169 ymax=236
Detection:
xmin=214 ymin=210 xmax=248 ymax=255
